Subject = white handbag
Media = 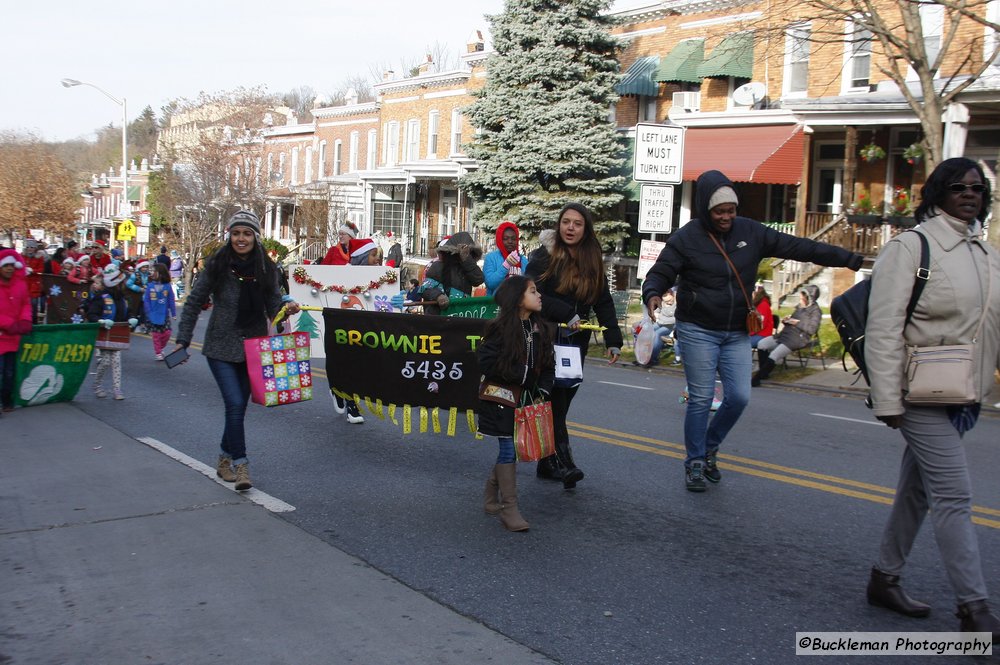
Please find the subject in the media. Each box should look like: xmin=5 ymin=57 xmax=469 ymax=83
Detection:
xmin=554 ymin=339 xmax=583 ymax=389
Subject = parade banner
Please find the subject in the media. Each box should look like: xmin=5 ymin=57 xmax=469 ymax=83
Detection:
xmin=444 ymin=296 xmax=498 ymax=319
xmin=42 ymin=275 xmax=91 ymax=324
xmin=287 ymin=265 xmax=401 ymax=359
xmin=323 ymin=308 xmax=489 ymax=435
xmin=14 ymin=323 xmax=100 ymax=407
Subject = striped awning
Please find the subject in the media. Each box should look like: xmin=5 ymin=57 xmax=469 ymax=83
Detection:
xmin=616 ymin=56 xmax=660 ymax=97
xmin=655 ymin=39 xmax=705 ymax=84
xmin=696 ymin=33 xmax=753 ymax=80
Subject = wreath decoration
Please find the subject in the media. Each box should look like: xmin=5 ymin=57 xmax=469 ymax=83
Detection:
xmin=292 ymin=267 xmax=398 ymax=294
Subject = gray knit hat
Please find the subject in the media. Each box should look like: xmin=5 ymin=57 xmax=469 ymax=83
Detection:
xmin=226 ymin=210 xmax=261 ymax=235
xmin=708 ymin=186 xmax=739 ymax=211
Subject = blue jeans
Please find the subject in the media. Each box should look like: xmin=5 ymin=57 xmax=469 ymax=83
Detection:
xmin=496 ymin=436 xmax=515 ymax=464
xmin=206 ymin=356 xmax=251 ymax=464
xmin=649 ymin=324 xmax=679 ymax=364
xmin=675 ymin=321 xmax=752 ymax=467
xmin=0 ymin=351 xmax=15 ymax=408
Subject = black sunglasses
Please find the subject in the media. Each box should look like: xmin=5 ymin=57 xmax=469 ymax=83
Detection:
xmin=948 ymin=183 xmax=988 ymax=193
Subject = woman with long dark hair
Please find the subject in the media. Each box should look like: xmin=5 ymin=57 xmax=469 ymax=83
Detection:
xmin=174 ymin=211 xmax=299 ymax=491
xmin=865 ymin=157 xmax=1000 ymax=640
xmin=526 ymin=203 xmax=622 ymax=489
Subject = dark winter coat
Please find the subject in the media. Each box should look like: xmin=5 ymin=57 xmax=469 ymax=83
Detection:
xmin=85 ymin=289 xmax=129 ymax=323
xmin=775 ymin=284 xmax=821 ymax=350
xmin=476 ymin=318 xmax=555 ymax=437
xmin=421 ymin=232 xmax=484 ymax=315
xmin=524 ymin=236 xmax=624 ymax=354
xmin=642 ymin=170 xmax=862 ymax=333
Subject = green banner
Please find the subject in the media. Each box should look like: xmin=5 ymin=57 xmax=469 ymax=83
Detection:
xmin=445 ymin=296 xmax=497 ymax=319
xmin=14 ymin=323 xmax=100 ymax=407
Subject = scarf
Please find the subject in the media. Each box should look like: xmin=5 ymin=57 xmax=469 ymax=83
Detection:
xmin=231 ymin=256 xmax=266 ymax=330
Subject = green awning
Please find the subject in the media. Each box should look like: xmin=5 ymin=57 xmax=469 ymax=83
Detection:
xmin=127 ymin=185 xmax=141 ymax=202
xmin=696 ymin=33 xmax=753 ymax=79
xmin=616 ymin=56 xmax=660 ymax=97
xmin=654 ymin=39 xmax=704 ymax=84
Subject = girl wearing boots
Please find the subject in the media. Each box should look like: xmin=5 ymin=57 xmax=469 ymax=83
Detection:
xmin=477 ymin=275 xmax=554 ymax=532
xmin=173 ymin=211 xmax=299 ymax=492
xmin=86 ymin=265 xmax=133 ymax=400
xmin=525 ymin=203 xmax=622 ymax=489
xmin=144 ymin=263 xmax=176 ymax=361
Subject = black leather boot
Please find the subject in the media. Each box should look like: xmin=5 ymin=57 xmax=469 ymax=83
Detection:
xmin=757 ymin=354 xmax=776 ymax=381
xmin=866 ymin=567 xmax=931 ymax=618
xmin=956 ymin=600 xmax=1000 ymax=644
xmin=751 ymin=350 xmax=770 ymax=387
xmin=555 ymin=440 xmax=584 ymax=489
xmin=535 ymin=455 xmax=565 ymax=481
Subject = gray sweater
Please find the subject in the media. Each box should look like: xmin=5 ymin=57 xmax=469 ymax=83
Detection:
xmin=176 ymin=264 xmax=285 ymax=363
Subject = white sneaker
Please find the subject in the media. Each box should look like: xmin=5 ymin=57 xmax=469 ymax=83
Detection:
xmin=156 ymin=353 xmax=165 ymax=361
xmin=331 ymin=392 xmax=347 ymax=414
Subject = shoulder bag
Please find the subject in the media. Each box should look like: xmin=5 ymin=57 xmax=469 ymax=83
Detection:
xmin=707 ymin=233 xmax=763 ymax=334
xmin=903 ymin=245 xmax=991 ymax=406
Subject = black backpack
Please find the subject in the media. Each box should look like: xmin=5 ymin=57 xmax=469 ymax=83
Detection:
xmin=830 ymin=230 xmax=929 ymax=386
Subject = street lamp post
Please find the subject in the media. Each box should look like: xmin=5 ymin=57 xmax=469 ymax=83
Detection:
xmin=61 ymin=78 xmax=130 ymax=258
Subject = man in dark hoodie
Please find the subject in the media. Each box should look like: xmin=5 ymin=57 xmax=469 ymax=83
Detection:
xmin=642 ymin=170 xmax=863 ymax=492
xmin=420 ymin=231 xmax=484 ymax=315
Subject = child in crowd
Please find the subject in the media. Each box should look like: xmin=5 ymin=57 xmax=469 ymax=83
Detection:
xmin=476 ymin=275 xmax=555 ymax=532
xmin=144 ymin=263 xmax=176 ymax=361
xmin=67 ymin=255 xmax=94 ymax=284
xmin=0 ymin=250 xmax=32 ymax=414
xmin=127 ymin=260 xmax=151 ymax=329
xmin=86 ymin=265 xmax=132 ymax=400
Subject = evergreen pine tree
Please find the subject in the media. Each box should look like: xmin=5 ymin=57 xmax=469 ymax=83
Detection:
xmin=296 ymin=310 xmax=321 ymax=339
xmin=462 ymin=0 xmax=628 ymax=246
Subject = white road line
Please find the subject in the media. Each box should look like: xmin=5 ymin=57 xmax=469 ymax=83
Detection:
xmin=810 ymin=413 xmax=883 ymax=427
xmin=135 ymin=437 xmax=296 ymax=513
xmin=597 ymin=381 xmax=655 ymax=391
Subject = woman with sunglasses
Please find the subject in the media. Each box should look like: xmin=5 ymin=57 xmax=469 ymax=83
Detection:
xmin=864 ymin=158 xmax=1000 ymax=641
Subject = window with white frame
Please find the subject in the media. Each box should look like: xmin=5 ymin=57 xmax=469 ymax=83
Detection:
xmin=334 ymin=140 xmax=343 ymax=175
xmin=386 ymin=122 xmax=400 ymax=167
xmin=278 ymin=153 xmax=286 ymax=183
xmin=349 ymin=131 xmax=359 ymax=172
xmin=406 ymin=119 xmax=420 ymax=161
xmin=304 ymin=147 xmax=313 ymax=183
xmin=367 ymin=129 xmax=377 ymax=169
xmin=450 ymin=110 xmax=463 ymax=155
xmin=843 ymin=21 xmax=872 ymax=91
xmin=318 ymin=141 xmax=327 ymax=179
xmin=427 ymin=111 xmax=439 ymax=158
xmin=784 ymin=23 xmax=811 ymax=96
xmin=267 ymin=153 xmax=274 ymax=183
xmin=291 ymin=148 xmax=299 ymax=185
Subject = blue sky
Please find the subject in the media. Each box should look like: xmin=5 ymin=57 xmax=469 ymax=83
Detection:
xmin=2 ymin=0 xmax=648 ymax=143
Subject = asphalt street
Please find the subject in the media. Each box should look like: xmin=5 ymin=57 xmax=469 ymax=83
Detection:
xmin=27 ymin=320 xmax=1000 ymax=664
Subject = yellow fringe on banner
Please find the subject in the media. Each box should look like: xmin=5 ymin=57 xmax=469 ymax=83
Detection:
xmin=403 ymin=405 xmax=412 ymax=434
xmin=448 ymin=407 xmax=457 ymax=436
xmin=467 ymin=409 xmax=476 ymax=433
xmin=389 ymin=404 xmax=398 ymax=425
xmin=431 ymin=408 xmax=441 ymax=433
xmin=353 ymin=393 xmax=362 ymax=408
xmin=419 ymin=406 xmax=428 ymax=433
xmin=375 ymin=399 xmax=385 ymax=419
xmin=364 ymin=396 xmax=375 ymax=414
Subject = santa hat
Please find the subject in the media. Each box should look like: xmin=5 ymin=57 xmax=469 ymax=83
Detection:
xmin=136 ymin=260 xmax=150 ymax=270
xmin=76 ymin=255 xmax=91 ymax=264
xmin=338 ymin=221 xmax=359 ymax=239
xmin=349 ymin=238 xmax=377 ymax=259
xmin=0 ymin=249 xmax=28 ymax=281
xmin=61 ymin=257 xmax=75 ymax=265
xmin=94 ymin=240 xmax=107 ymax=249
xmin=0 ymin=253 xmax=24 ymax=269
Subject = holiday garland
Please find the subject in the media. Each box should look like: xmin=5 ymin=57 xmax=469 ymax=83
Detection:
xmin=292 ymin=266 xmax=398 ymax=294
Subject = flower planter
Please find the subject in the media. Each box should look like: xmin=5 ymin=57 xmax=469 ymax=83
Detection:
xmin=847 ymin=214 xmax=882 ymax=226
xmin=888 ymin=216 xmax=916 ymax=228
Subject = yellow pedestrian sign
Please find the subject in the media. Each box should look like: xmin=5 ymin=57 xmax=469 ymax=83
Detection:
xmin=116 ymin=219 xmax=136 ymax=241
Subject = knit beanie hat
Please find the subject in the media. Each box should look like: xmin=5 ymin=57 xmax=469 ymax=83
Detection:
xmin=226 ymin=210 xmax=261 ymax=236
xmin=708 ymin=186 xmax=739 ymax=211
xmin=102 ymin=264 xmax=126 ymax=287
xmin=338 ymin=221 xmax=359 ymax=239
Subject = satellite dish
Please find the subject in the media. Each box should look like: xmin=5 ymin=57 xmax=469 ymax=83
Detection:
xmin=733 ymin=82 xmax=767 ymax=107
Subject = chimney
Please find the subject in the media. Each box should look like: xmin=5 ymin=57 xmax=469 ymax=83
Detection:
xmin=345 ymin=87 xmax=358 ymax=106
xmin=418 ymin=54 xmax=434 ymax=75
xmin=383 ymin=69 xmax=395 ymax=81
xmin=467 ymin=30 xmax=485 ymax=53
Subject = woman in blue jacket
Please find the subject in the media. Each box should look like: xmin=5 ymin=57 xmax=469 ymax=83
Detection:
xmin=642 ymin=170 xmax=863 ymax=492
xmin=483 ymin=221 xmax=527 ymax=296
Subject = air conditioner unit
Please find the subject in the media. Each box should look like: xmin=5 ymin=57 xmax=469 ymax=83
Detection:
xmin=672 ymin=91 xmax=700 ymax=112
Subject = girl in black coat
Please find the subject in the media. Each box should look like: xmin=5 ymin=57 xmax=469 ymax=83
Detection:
xmin=477 ymin=275 xmax=555 ymax=532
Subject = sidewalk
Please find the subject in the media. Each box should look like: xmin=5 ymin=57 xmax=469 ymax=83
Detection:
xmin=0 ymin=402 xmax=555 ymax=665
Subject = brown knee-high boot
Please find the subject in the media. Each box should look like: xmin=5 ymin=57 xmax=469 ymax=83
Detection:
xmin=494 ymin=463 xmax=529 ymax=532
xmin=483 ymin=466 xmax=501 ymax=515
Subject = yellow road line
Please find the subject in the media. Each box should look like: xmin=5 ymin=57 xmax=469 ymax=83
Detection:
xmin=567 ymin=424 xmax=1000 ymax=528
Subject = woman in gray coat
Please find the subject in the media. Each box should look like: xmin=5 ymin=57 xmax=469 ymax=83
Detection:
xmin=864 ymin=158 xmax=1000 ymax=641
xmin=174 ymin=211 xmax=299 ymax=491
xmin=752 ymin=284 xmax=821 ymax=385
